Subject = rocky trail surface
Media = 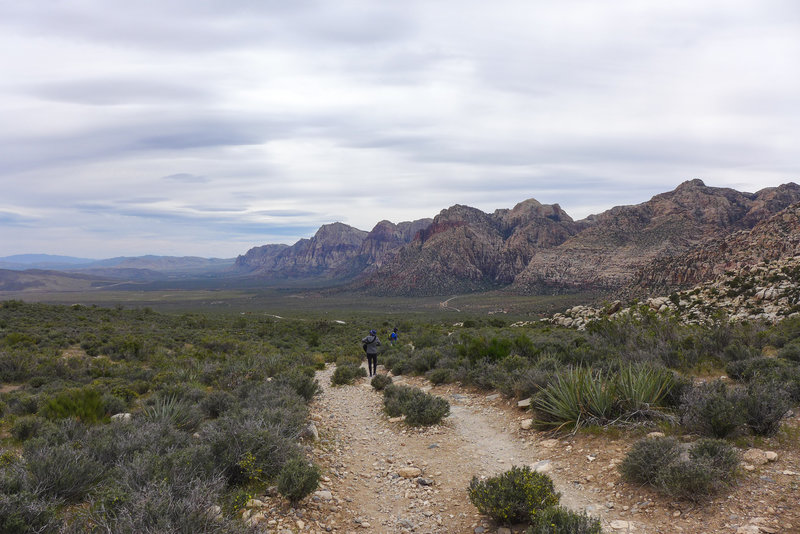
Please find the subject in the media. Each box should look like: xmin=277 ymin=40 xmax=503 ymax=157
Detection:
xmin=254 ymin=364 xmax=800 ymax=534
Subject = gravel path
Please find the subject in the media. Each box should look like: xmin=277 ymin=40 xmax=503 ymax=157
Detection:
xmin=308 ymin=364 xmax=605 ymax=534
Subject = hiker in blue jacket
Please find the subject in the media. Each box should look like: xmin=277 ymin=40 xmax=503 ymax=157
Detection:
xmin=389 ymin=327 xmax=399 ymax=345
xmin=362 ymin=329 xmax=381 ymax=377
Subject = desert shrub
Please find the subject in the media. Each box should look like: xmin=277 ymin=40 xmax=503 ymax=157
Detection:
xmin=390 ymin=357 xmax=413 ymax=376
xmin=689 ymin=438 xmax=739 ymax=474
xmin=426 ymin=367 xmax=454 ymax=385
xmin=382 ymin=385 xmax=450 ymax=425
xmin=143 ymin=393 xmax=203 ymax=431
xmin=382 ymin=385 xmax=406 ymax=417
xmin=24 ymin=442 xmax=105 ymax=502
xmin=278 ymin=367 xmax=320 ymax=401
xmin=525 ymin=506 xmax=603 ymax=534
xmin=10 ymin=415 xmax=49 ymax=442
xmin=71 ymin=473 xmax=248 ymax=534
xmin=621 ymin=437 xmax=738 ymax=502
xmin=0 ymin=493 xmax=57 ymax=534
xmin=680 ymin=380 xmax=745 ymax=438
xmin=200 ymin=390 xmax=236 ymax=419
xmin=511 ymin=367 xmax=552 ymax=400
xmin=618 ymin=436 xmax=681 ymax=485
xmin=371 ymin=374 xmax=392 ymax=391
xmin=409 ymin=348 xmax=440 ymax=374
xmin=655 ymin=440 xmax=739 ymax=501
xmin=101 ymin=393 xmax=127 ymax=416
xmin=726 ymin=357 xmax=794 ymax=380
xmin=468 ymin=466 xmax=559 ymax=524
xmin=742 ymin=381 xmax=790 ymax=436
xmin=40 ymin=387 xmax=105 ymax=424
xmin=403 ymin=391 xmax=450 ymax=426
xmin=202 ymin=414 xmax=299 ymax=486
xmin=331 ymin=363 xmax=366 ymax=385
xmin=335 ymin=353 xmax=362 ymax=367
xmin=0 ymin=351 xmax=34 ymax=382
xmin=276 ymin=457 xmax=320 ymax=504
xmin=778 ymin=341 xmax=800 ymax=362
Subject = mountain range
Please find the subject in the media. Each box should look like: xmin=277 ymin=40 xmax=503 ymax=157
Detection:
xmin=235 ymin=179 xmax=800 ymax=296
xmin=5 ymin=180 xmax=800 ymax=297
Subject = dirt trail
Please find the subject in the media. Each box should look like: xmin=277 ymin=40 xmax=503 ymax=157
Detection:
xmin=309 ymin=365 xmax=607 ymax=533
xmin=306 ymin=365 xmax=800 ymax=534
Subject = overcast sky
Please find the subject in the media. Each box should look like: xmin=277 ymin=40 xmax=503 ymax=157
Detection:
xmin=1 ymin=1 xmax=799 ymax=259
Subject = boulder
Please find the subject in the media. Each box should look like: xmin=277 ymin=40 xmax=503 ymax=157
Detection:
xmin=397 ymin=467 xmax=422 ymax=478
xmin=743 ymin=448 xmax=769 ymax=466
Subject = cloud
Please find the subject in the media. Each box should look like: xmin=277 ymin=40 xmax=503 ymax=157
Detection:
xmin=163 ymin=173 xmax=208 ymax=183
xmin=0 ymin=1 xmax=798 ymax=257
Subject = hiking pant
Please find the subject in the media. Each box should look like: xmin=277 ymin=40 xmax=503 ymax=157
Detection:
xmin=367 ymin=353 xmax=377 ymax=376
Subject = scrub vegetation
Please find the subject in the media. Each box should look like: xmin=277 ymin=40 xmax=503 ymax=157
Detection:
xmin=1 ymin=298 xmax=799 ymax=530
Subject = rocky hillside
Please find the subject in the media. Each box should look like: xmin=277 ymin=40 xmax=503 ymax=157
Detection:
xmin=235 ymin=180 xmax=800 ymax=295
xmin=511 ymin=180 xmax=800 ymax=293
xmin=636 ymin=200 xmax=800 ymax=290
xmin=235 ymin=219 xmax=431 ymax=280
xmin=356 ymin=199 xmax=580 ymax=295
xmin=547 ymin=255 xmax=800 ymax=329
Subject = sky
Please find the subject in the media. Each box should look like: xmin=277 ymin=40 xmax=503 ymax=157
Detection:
xmin=1 ymin=1 xmax=799 ymax=259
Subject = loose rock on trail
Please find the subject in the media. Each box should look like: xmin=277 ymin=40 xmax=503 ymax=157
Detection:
xmin=307 ymin=364 xmax=601 ymax=533
xmin=301 ymin=364 xmax=800 ymax=534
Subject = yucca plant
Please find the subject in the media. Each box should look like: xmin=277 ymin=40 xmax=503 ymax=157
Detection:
xmin=142 ymin=394 xmax=200 ymax=430
xmin=616 ymin=364 xmax=675 ymax=415
xmin=533 ymin=368 xmax=586 ymax=431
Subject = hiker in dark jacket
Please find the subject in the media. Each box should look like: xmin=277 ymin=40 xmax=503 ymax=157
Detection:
xmin=362 ymin=329 xmax=381 ymax=377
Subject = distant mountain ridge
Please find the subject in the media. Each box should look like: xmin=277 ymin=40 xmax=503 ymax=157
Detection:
xmin=0 ymin=255 xmax=235 ymax=281
xmin=236 ymin=179 xmax=800 ymax=296
xmin=7 ymin=180 xmax=800 ymax=297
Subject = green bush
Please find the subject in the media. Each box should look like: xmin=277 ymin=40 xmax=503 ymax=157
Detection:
xmin=525 ymin=506 xmax=603 ymax=534
xmin=40 ymin=387 xmax=105 ymax=424
xmin=778 ymin=342 xmax=800 ymax=362
xmin=655 ymin=440 xmax=739 ymax=502
xmin=403 ymin=390 xmax=450 ymax=426
xmin=743 ymin=381 xmax=790 ymax=436
xmin=425 ymin=367 xmax=454 ymax=385
xmin=618 ymin=436 xmax=681 ymax=485
xmin=620 ymin=437 xmax=739 ymax=502
xmin=278 ymin=367 xmax=320 ymax=401
xmin=371 ymin=374 xmax=393 ymax=391
xmin=10 ymin=415 xmax=49 ymax=442
xmin=382 ymin=385 xmax=449 ymax=426
xmin=468 ymin=466 xmax=560 ymax=524
xmin=24 ymin=442 xmax=105 ymax=502
xmin=276 ymin=457 xmax=321 ymax=504
xmin=331 ymin=363 xmax=367 ymax=386
xmin=680 ymin=380 xmax=745 ymax=438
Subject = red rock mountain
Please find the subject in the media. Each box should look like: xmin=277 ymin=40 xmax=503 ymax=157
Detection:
xmin=636 ymin=200 xmax=800 ymax=290
xmin=357 ymin=200 xmax=580 ymax=295
xmin=510 ymin=180 xmax=800 ymax=293
xmin=235 ymin=219 xmax=431 ymax=280
xmin=235 ymin=180 xmax=800 ymax=295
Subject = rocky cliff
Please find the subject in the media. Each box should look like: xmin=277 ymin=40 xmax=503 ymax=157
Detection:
xmin=511 ymin=180 xmax=800 ymax=293
xmin=357 ymin=199 xmax=580 ymax=295
xmin=234 ymin=180 xmax=800 ymax=296
xmin=636 ymin=199 xmax=800 ymax=290
xmin=235 ymin=219 xmax=431 ymax=280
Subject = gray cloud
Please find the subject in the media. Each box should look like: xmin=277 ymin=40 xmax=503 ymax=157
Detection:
xmin=0 ymin=1 xmax=797 ymax=257
xmin=163 ymin=174 xmax=209 ymax=184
